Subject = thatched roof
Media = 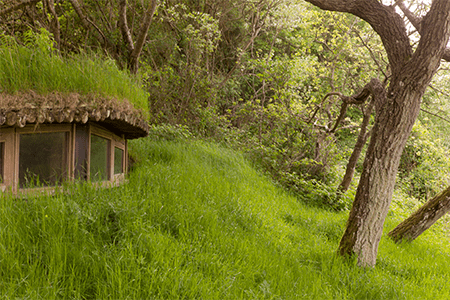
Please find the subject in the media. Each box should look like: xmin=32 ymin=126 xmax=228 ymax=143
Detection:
xmin=0 ymin=91 xmax=149 ymax=139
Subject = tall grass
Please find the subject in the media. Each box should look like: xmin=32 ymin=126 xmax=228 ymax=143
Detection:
xmin=1 ymin=136 xmax=450 ymax=299
xmin=0 ymin=30 xmax=148 ymax=115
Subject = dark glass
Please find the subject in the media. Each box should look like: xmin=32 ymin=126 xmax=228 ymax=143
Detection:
xmin=114 ymin=147 xmax=124 ymax=174
xmin=90 ymin=134 xmax=110 ymax=181
xmin=19 ymin=132 xmax=66 ymax=187
xmin=75 ymin=125 xmax=89 ymax=180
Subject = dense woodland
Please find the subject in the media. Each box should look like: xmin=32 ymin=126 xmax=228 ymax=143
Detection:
xmin=2 ymin=0 xmax=450 ymax=267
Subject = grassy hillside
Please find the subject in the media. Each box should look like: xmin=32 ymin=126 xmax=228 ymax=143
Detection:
xmin=1 ymin=135 xmax=450 ymax=299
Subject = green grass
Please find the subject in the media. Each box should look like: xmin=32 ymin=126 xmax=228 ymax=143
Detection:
xmin=0 ymin=30 xmax=149 ymax=116
xmin=1 ymin=137 xmax=450 ymax=299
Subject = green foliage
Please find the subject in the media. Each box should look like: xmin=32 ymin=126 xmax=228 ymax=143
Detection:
xmin=1 ymin=138 xmax=450 ymax=299
xmin=398 ymin=118 xmax=450 ymax=202
xmin=0 ymin=29 xmax=149 ymax=116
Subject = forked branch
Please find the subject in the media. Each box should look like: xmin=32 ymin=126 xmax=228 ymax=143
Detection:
xmin=309 ymin=78 xmax=385 ymax=133
xmin=394 ymin=0 xmax=422 ymax=33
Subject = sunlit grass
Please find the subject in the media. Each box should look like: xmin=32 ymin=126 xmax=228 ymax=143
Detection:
xmin=1 ymin=136 xmax=450 ymax=299
xmin=0 ymin=31 xmax=149 ymax=117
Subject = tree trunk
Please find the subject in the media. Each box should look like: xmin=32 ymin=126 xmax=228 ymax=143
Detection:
xmin=338 ymin=99 xmax=374 ymax=193
xmin=338 ymin=79 xmax=425 ymax=266
xmin=388 ymin=186 xmax=450 ymax=243
xmin=304 ymin=0 xmax=450 ymax=268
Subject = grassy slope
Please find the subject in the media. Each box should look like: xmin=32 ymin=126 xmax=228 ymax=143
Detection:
xmin=1 ymin=137 xmax=450 ymax=299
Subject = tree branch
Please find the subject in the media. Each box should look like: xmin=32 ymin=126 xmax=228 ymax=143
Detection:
xmin=329 ymin=79 xmax=381 ymax=133
xmin=46 ymin=0 xmax=60 ymax=50
xmin=129 ymin=0 xmax=158 ymax=74
xmin=118 ymin=0 xmax=134 ymax=55
xmin=394 ymin=0 xmax=422 ymax=33
xmin=68 ymin=0 xmax=112 ymax=51
xmin=410 ymin=0 xmax=450 ymax=69
xmin=420 ymin=108 xmax=450 ymax=124
xmin=304 ymin=0 xmax=412 ymax=73
xmin=0 ymin=0 xmax=41 ymax=18
xmin=307 ymin=92 xmax=342 ymax=124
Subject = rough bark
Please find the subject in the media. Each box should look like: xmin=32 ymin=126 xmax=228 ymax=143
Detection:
xmin=388 ymin=186 xmax=450 ymax=243
xmin=304 ymin=0 xmax=450 ymax=267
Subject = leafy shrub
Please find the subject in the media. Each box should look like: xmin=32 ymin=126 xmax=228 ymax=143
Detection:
xmin=398 ymin=119 xmax=450 ymax=202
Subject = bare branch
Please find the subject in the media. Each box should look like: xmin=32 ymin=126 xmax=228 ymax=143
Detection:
xmin=119 ymin=0 xmax=134 ymax=54
xmin=352 ymin=28 xmax=388 ymax=79
xmin=68 ymin=0 xmax=111 ymax=49
xmin=329 ymin=102 xmax=349 ymax=133
xmin=46 ymin=0 xmax=60 ymax=50
xmin=338 ymin=98 xmax=374 ymax=193
xmin=129 ymin=0 xmax=158 ymax=74
xmin=0 ymin=0 xmax=41 ymax=18
xmin=311 ymin=78 xmax=384 ymax=133
xmin=307 ymin=92 xmax=342 ymax=124
xmin=420 ymin=108 xmax=450 ymax=124
xmin=394 ymin=0 xmax=422 ymax=33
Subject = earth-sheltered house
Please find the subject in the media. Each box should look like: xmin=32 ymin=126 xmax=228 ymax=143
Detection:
xmin=0 ymin=91 xmax=149 ymax=194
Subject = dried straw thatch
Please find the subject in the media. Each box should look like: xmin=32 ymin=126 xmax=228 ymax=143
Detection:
xmin=0 ymin=91 xmax=149 ymax=139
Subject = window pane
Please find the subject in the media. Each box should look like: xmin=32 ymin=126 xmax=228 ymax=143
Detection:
xmin=90 ymin=134 xmax=110 ymax=181
xmin=114 ymin=147 xmax=124 ymax=174
xmin=0 ymin=142 xmax=4 ymax=184
xmin=19 ymin=132 xmax=67 ymax=187
xmin=75 ymin=125 xmax=89 ymax=180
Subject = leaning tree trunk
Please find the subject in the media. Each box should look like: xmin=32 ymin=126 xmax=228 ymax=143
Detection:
xmin=338 ymin=78 xmax=425 ymax=267
xmin=338 ymin=99 xmax=374 ymax=193
xmin=388 ymin=186 xmax=450 ymax=243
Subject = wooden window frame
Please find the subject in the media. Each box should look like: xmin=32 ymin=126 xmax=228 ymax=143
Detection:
xmin=89 ymin=124 xmax=127 ymax=186
xmin=0 ymin=128 xmax=15 ymax=193
xmin=15 ymin=124 xmax=73 ymax=194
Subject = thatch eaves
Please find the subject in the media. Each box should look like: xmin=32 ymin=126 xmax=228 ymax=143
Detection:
xmin=0 ymin=91 xmax=149 ymax=139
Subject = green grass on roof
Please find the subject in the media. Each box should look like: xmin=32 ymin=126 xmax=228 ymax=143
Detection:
xmin=0 ymin=30 xmax=149 ymax=118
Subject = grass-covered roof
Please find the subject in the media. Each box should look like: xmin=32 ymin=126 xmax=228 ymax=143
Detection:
xmin=0 ymin=31 xmax=149 ymax=138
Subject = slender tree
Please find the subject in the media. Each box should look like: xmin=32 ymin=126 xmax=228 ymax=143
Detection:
xmin=303 ymin=0 xmax=450 ymax=267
